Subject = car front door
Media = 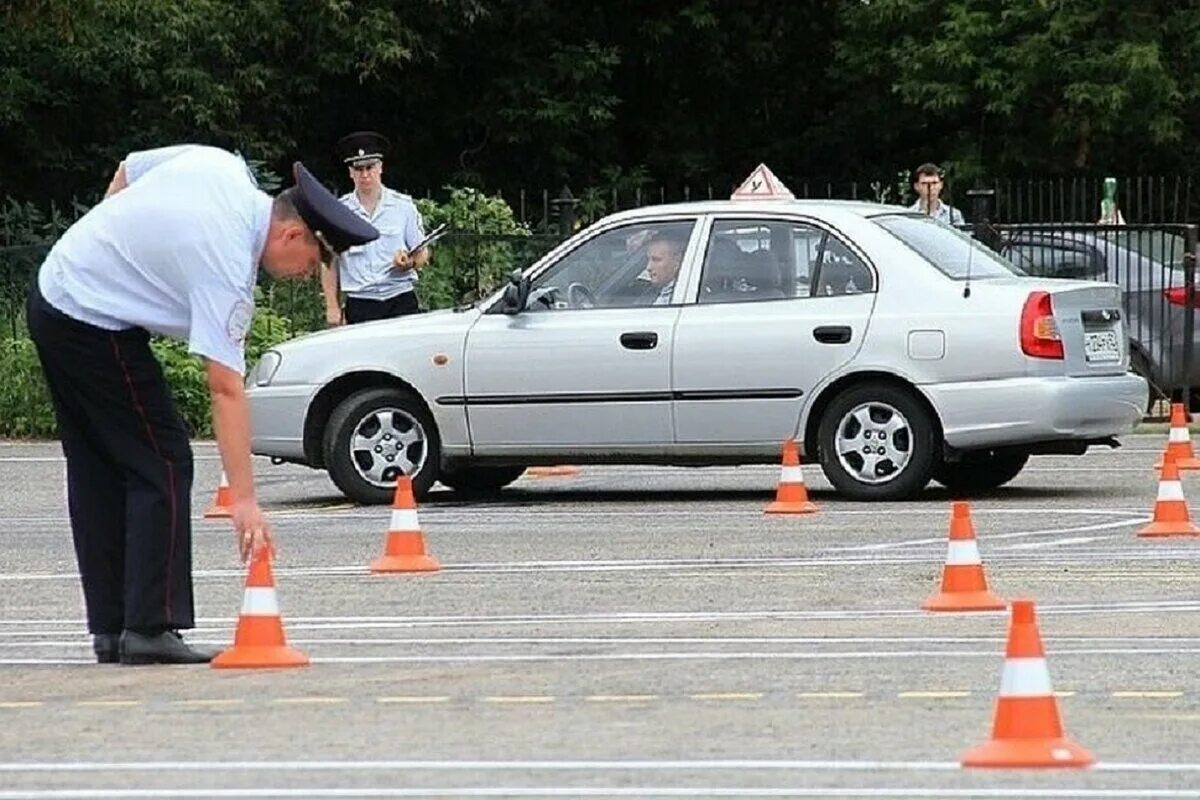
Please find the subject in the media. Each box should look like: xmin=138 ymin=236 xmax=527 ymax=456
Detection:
xmin=671 ymin=216 xmax=877 ymax=446
xmin=463 ymin=217 xmax=700 ymax=451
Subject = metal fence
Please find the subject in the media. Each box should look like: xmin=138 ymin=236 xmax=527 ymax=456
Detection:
xmin=489 ymin=175 xmax=1196 ymax=230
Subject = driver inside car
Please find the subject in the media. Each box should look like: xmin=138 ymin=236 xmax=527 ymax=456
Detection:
xmin=643 ymin=232 xmax=685 ymax=305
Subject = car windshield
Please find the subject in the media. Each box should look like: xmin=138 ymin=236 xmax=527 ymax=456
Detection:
xmin=875 ymin=214 xmax=1023 ymax=280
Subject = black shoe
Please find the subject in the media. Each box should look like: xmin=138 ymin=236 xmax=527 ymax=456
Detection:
xmin=93 ymin=634 xmax=120 ymax=664
xmin=119 ymin=630 xmax=218 ymax=665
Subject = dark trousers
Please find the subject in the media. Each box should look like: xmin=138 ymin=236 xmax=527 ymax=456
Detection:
xmin=344 ymin=291 xmax=419 ymax=324
xmin=26 ymin=285 xmax=195 ymax=635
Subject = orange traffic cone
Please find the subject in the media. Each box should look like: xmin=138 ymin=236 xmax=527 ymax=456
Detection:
xmin=1156 ymin=403 xmax=1200 ymax=470
xmin=1137 ymin=458 xmax=1200 ymax=537
xmin=211 ymin=546 xmax=309 ymax=670
xmin=922 ymin=502 xmax=1005 ymax=612
xmin=370 ymin=476 xmax=440 ymax=573
xmin=764 ymin=439 xmax=818 ymax=514
xmin=204 ymin=471 xmax=233 ymax=518
xmin=526 ymin=465 xmax=581 ymax=478
xmin=962 ymin=599 xmax=1094 ymax=769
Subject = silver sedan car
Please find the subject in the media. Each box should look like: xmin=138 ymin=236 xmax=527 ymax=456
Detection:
xmin=246 ymin=200 xmax=1147 ymax=503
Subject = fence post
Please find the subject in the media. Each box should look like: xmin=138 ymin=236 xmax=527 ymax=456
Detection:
xmin=965 ymin=188 xmax=1001 ymax=253
xmin=1183 ymin=226 xmax=1196 ymax=409
xmin=551 ymin=185 xmax=578 ymax=239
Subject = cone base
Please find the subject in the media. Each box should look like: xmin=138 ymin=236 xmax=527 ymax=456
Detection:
xmin=1137 ymin=521 xmax=1200 ymax=537
xmin=211 ymin=645 xmax=309 ymax=669
xmin=922 ymin=590 xmax=1006 ymax=612
xmin=764 ymin=500 xmax=819 ymax=515
xmin=1156 ymin=457 xmax=1200 ymax=470
xmin=962 ymin=736 xmax=1095 ymax=769
xmin=370 ymin=554 xmax=440 ymax=573
xmin=526 ymin=466 xmax=580 ymax=478
xmin=204 ymin=507 xmax=232 ymax=519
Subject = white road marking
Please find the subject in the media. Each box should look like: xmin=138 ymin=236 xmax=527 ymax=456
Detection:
xmin=5 ymin=791 xmax=1200 ymax=799
xmin=833 ymin=516 xmax=1148 ymax=552
xmin=1004 ymin=535 xmax=1115 ymax=550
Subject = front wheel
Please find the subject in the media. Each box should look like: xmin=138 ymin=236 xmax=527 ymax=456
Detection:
xmin=816 ymin=382 xmax=938 ymax=501
xmin=932 ymin=452 xmax=1029 ymax=495
xmin=323 ymin=387 xmax=440 ymax=504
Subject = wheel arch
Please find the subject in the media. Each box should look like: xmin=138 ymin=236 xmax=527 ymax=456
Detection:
xmin=303 ymin=371 xmax=436 ymax=468
xmin=802 ymin=371 xmax=945 ymax=462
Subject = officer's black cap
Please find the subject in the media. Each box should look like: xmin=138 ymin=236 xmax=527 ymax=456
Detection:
xmin=336 ymin=131 xmax=390 ymax=166
xmin=291 ymin=161 xmax=380 ymax=256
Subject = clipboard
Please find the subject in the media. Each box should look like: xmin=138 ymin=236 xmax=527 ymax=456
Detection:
xmin=410 ymin=223 xmax=449 ymax=253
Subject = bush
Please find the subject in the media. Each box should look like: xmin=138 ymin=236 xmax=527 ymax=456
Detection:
xmin=0 ymin=338 xmax=55 ymax=437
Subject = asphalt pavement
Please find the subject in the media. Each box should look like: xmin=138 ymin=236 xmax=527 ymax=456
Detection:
xmin=1 ymin=435 xmax=1199 ymax=798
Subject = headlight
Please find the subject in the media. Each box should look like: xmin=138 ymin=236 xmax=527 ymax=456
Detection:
xmin=247 ymin=351 xmax=282 ymax=387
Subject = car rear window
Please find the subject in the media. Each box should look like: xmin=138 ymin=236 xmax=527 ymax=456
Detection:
xmin=875 ymin=214 xmax=1022 ymax=280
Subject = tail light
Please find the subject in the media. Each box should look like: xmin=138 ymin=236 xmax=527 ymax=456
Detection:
xmin=1164 ymin=287 xmax=1200 ymax=307
xmin=1020 ymin=291 xmax=1064 ymax=359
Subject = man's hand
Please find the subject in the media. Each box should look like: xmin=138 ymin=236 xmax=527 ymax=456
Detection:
xmin=231 ymin=498 xmax=274 ymax=563
xmin=325 ymin=305 xmax=344 ymax=327
xmin=392 ymin=248 xmax=413 ymax=271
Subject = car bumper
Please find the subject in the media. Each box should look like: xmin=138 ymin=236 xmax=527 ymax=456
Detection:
xmin=924 ymin=373 xmax=1146 ymax=450
xmin=247 ymin=384 xmax=319 ymax=462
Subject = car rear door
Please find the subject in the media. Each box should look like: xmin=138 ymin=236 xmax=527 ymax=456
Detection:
xmin=670 ymin=215 xmax=877 ymax=445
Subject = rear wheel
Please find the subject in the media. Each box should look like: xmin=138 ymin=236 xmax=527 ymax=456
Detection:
xmin=932 ymin=452 xmax=1030 ymax=495
xmin=816 ymin=382 xmax=937 ymax=500
xmin=439 ymin=465 xmax=526 ymax=497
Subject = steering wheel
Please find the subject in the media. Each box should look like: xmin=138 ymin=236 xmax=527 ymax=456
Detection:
xmin=565 ymin=282 xmax=598 ymax=309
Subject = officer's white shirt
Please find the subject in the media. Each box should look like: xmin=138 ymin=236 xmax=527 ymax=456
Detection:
xmin=337 ymin=187 xmax=425 ymax=300
xmin=39 ymin=145 xmax=271 ymax=375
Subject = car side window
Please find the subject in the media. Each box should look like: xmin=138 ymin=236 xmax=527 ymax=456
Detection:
xmin=699 ymin=219 xmax=873 ymax=304
xmin=524 ymin=220 xmax=696 ymax=311
xmin=812 ymin=237 xmax=876 ymax=296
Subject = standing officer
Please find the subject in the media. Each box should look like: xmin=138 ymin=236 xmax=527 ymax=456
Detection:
xmin=321 ymin=131 xmax=430 ymax=325
xmin=26 ymin=144 xmax=378 ymax=665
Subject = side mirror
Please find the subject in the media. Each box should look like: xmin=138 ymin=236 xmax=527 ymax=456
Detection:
xmin=501 ymin=268 xmax=530 ymax=315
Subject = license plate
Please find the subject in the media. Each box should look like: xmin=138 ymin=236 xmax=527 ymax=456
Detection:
xmin=1084 ymin=330 xmax=1121 ymax=362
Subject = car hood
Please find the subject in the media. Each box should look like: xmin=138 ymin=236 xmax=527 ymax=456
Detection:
xmin=273 ymin=307 xmax=479 ymax=353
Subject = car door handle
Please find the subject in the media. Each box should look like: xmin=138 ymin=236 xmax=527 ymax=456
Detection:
xmin=620 ymin=331 xmax=659 ymax=350
xmin=813 ymin=325 xmax=852 ymax=344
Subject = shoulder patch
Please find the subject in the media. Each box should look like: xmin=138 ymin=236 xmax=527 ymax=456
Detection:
xmin=226 ymin=300 xmax=254 ymax=344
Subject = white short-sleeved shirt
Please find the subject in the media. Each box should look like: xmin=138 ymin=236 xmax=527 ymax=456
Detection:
xmin=909 ymin=199 xmax=965 ymax=226
xmin=39 ymin=145 xmax=272 ymax=375
xmin=337 ymin=187 xmax=425 ymax=300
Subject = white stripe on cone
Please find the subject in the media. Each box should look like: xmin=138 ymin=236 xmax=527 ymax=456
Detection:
xmin=944 ymin=540 xmax=982 ymax=566
xmin=779 ymin=466 xmax=806 ymax=483
xmin=240 ymin=587 xmax=280 ymax=616
xmin=1157 ymin=481 xmax=1186 ymax=502
xmin=998 ymin=657 xmax=1054 ymax=697
xmin=389 ymin=509 xmax=421 ymax=531
xmin=217 ymin=471 xmax=229 ymax=488
xmin=1170 ymin=427 xmax=1190 ymax=443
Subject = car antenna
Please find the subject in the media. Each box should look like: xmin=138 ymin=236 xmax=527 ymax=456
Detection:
xmin=963 ymin=229 xmax=973 ymax=299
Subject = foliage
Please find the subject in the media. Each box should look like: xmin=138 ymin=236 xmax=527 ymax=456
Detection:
xmin=0 ymin=338 xmax=55 ymax=437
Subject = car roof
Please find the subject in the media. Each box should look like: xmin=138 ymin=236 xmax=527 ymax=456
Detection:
xmin=599 ymin=199 xmax=910 ymax=223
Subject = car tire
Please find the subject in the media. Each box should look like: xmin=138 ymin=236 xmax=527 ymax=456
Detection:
xmin=817 ymin=382 xmax=937 ymax=501
xmin=323 ymin=387 xmax=440 ymax=504
xmin=439 ymin=466 xmax=526 ymax=497
xmin=931 ymin=452 xmax=1030 ymax=495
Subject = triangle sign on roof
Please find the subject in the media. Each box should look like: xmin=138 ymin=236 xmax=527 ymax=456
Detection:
xmin=731 ymin=164 xmax=795 ymax=201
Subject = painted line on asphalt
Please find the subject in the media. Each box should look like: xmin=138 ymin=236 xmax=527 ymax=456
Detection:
xmin=2 ymin=790 xmax=1200 ymax=799
xmin=75 ymin=700 xmax=138 ymax=708
xmin=1113 ymin=691 xmax=1184 ymax=699
xmin=2 ymin=600 xmax=1198 ymax=632
xmin=834 ymin=516 xmax=1148 ymax=552
xmin=7 ymin=757 xmax=1200 ymax=773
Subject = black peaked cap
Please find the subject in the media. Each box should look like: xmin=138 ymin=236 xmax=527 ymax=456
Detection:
xmin=291 ymin=162 xmax=379 ymax=254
